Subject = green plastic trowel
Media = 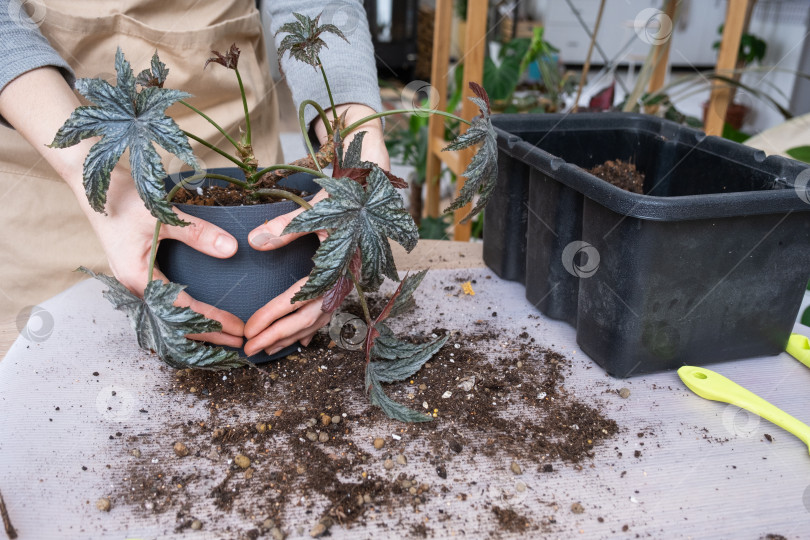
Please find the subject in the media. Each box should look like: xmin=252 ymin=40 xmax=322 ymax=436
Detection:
xmin=678 ymin=366 xmax=810 ymax=455
xmin=786 ymin=333 xmax=810 ymax=369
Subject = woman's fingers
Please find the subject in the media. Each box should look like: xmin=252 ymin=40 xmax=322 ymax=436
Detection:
xmin=248 ymin=189 xmax=329 ymax=251
xmin=244 ymin=276 xmax=312 ymax=339
xmin=244 ymin=293 xmax=331 ymax=356
xmin=160 ymin=208 xmax=238 ymax=258
xmin=150 ymin=268 xmax=245 ymax=347
xmin=262 ymin=322 xmax=328 ymax=356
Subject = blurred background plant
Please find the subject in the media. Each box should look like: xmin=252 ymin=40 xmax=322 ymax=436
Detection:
xmin=483 ymin=27 xmax=575 ymax=113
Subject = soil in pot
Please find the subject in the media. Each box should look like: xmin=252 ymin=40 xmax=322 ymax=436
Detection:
xmin=587 ymin=159 xmax=645 ymax=194
xmin=173 ymin=184 xmax=311 ymax=206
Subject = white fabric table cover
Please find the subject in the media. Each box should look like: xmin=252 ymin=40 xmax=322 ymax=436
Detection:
xmin=1 ymin=269 xmax=809 ymax=539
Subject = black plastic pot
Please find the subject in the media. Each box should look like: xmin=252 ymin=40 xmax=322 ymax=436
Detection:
xmin=157 ymin=168 xmax=319 ymax=363
xmin=485 ymin=113 xmax=810 ymax=377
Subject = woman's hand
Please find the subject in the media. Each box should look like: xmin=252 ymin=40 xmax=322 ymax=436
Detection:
xmin=243 ymin=103 xmax=389 ymax=356
xmin=84 ymin=169 xmax=245 ymax=347
xmin=0 ymin=67 xmax=245 ymax=346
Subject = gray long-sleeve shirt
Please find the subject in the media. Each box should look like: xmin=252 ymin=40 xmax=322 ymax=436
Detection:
xmin=0 ymin=0 xmax=382 ymax=128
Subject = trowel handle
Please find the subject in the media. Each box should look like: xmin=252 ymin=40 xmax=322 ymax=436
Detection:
xmin=787 ymin=333 xmax=810 ymax=369
xmin=678 ymin=366 xmax=810 ymax=448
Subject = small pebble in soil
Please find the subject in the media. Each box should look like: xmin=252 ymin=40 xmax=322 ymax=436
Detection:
xmin=256 ymin=422 xmax=267 ymax=433
xmin=441 ymin=391 xmax=452 ymax=399
xmin=571 ymin=502 xmax=585 ymax=514
xmin=130 ymin=449 xmax=141 ymax=458
xmin=96 ymin=497 xmax=111 ymax=512
xmin=321 ymin=414 xmax=331 ymax=427
xmin=244 ymin=468 xmax=254 ymax=479
xmin=384 ymin=459 xmax=395 ymax=470
xmin=191 ymin=520 xmax=202 ymax=530
xmin=619 ymin=387 xmax=631 ymax=399
xmin=436 ymin=464 xmax=447 ymax=479
xmin=306 ymin=418 xmax=317 ymax=428
xmin=373 ymin=437 xmax=385 ymax=449
xmin=310 ymin=521 xmax=329 ymax=538
xmin=396 ymin=454 xmax=407 ymax=465
xmin=516 ymin=481 xmax=526 ymax=492
xmin=173 ymin=442 xmax=189 ymax=457
xmin=331 ymin=415 xmax=341 ymax=425
xmin=270 ymin=527 xmax=285 ymax=540
xmin=510 ymin=461 xmax=522 ymax=475
xmin=419 ymin=383 xmax=427 ymax=391
xmin=306 ymin=432 xmax=318 ymax=442
xmin=234 ymin=454 xmax=251 ymax=469
xmin=318 ymin=432 xmax=329 ymax=443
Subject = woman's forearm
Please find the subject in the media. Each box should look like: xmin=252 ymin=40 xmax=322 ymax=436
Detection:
xmin=0 ymin=67 xmax=91 ymax=195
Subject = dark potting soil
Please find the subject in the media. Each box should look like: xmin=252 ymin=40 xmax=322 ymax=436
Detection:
xmin=172 ymin=185 xmax=309 ymax=206
xmin=110 ymin=293 xmax=619 ymax=537
xmin=587 ymin=159 xmax=645 ymax=194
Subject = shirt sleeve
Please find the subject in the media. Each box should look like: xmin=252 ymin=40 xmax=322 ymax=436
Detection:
xmin=263 ymin=1 xmax=383 ymax=128
xmin=0 ymin=0 xmax=76 ymax=127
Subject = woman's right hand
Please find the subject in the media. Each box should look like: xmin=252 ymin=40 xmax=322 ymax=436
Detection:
xmin=0 ymin=67 xmax=245 ymax=347
xmin=80 ymin=167 xmax=246 ymax=347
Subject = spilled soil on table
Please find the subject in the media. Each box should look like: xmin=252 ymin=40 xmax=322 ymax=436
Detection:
xmin=109 ymin=295 xmax=619 ymax=538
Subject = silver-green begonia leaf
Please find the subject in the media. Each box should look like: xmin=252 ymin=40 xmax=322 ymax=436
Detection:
xmin=80 ymin=267 xmax=246 ymax=371
xmin=50 ymin=48 xmax=197 ymax=226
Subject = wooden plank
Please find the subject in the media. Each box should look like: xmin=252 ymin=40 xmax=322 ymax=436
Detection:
xmin=647 ymin=0 xmax=679 ymax=99
xmin=572 ymin=0 xmax=606 ymax=112
xmin=431 ymin=136 xmax=466 ymax=177
xmin=453 ymin=0 xmax=488 ymax=241
xmin=704 ymin=0 xmax=752 ymax=136
xmin=424 ymin=0 xmax=453 ymax=218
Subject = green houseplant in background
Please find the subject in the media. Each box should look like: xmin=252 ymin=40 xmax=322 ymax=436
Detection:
xmin=49 ymin=12 xmax=498 ymax=422
xmin=482 ymin=27 xmax=574 ymax=113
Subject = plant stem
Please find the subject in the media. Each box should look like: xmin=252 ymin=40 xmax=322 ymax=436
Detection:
xmin=348 ymin=269 xmax=372 ymax=325
xmin=251 ymin=189 xmax=312 ymax=209
xmin=234 ymin=68 xmax=252 ymax=146
xmin=183 ymin=131 xmax=247 ymax=170
xmin=0 ymin=488 xmax=17 ymax=540
xmin=248 ymin=163 xmax=328 ymax=183
xmin=301 ymin=100 xmax=334 ymax=136
xmin=317 ymin=56 xmax=339 ymax=124
xmin=148 ymin=219 xmax=162 ymax=283
xmin=340 ymin=109 xmax=471 ymax=139
xmin=299 ymin=103 xmax=324 ymax=176
xmin=179 ymin=100 xmax=240 ymax=150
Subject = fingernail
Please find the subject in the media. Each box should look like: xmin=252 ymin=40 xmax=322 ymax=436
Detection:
xmin=251 ymin=232 xmax=283 ymax=249
xmin=266 ymin=345 xmax=283 ymax=356
xmin=215 ymin=234 xmax=237 ymax=255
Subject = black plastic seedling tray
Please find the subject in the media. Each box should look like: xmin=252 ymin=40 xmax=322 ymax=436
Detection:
xmin=484 ymin=113 xmax=810 ymax=377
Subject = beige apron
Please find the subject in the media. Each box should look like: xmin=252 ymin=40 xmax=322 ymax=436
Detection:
xmin=0 ymin=0 xmax=283 ymax=328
